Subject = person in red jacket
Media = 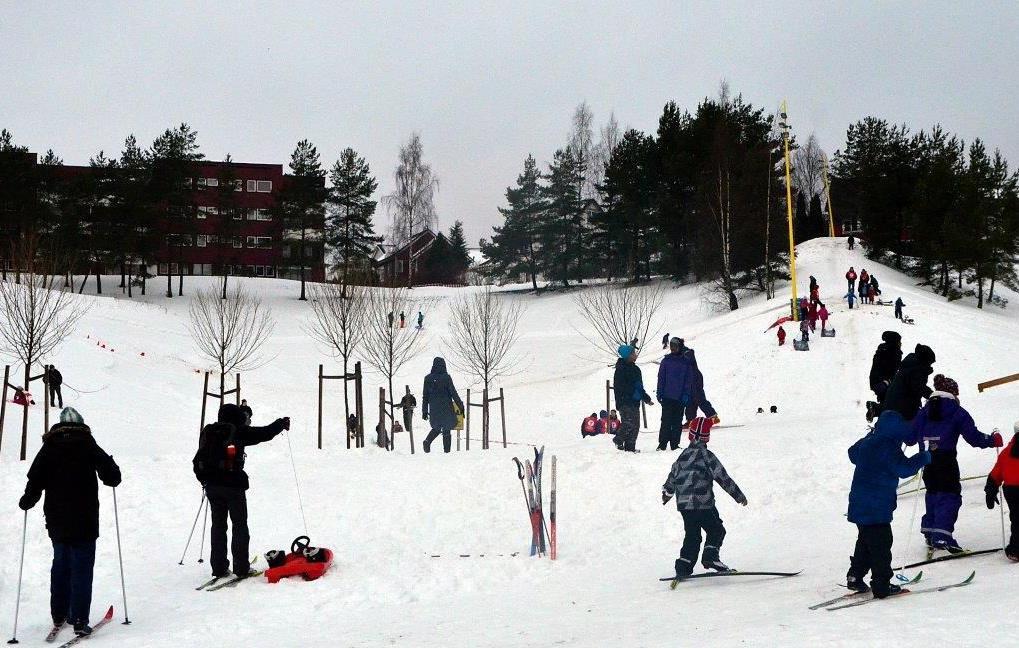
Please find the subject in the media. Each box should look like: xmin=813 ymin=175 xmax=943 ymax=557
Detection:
xmin=846 ymin=267 xmax=858 ymax=292
xmin=777 ymin=326 xmax=786 ymax=346
xmin=581 ymin=413 xmax=598 ymax=438
xmin=13 ymin=387 xmax=35 ymax=406
xmin=808 ymin=301 xmax=819 ymax=332
xmin=986 ymin=423 xmax=1019 ymax=561
xmin=818 ymin=304 xmax=830 ymax=331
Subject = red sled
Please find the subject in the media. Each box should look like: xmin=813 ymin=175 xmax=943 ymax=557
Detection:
xmin=265 ymin=547 xmax=333 ymax=583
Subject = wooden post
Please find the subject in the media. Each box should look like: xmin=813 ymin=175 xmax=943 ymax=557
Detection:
xmin=199 ymin=372 xmax=210 ymax=432
xmin=605 ymin=379 xmax=610 ymax=413
xmin=43 ymin=364 xmax=50 ymax=434
xmin=465 ymin=389 xmax=471 ymax=451
xmin=318 ymin=364 xmax=324 ymax=450
xmin=500 ymin=388 xmax=507 ymax=449
xmin=0 ymin=365 xmax=8 ymax=449
xmin=355 ymin=362 xmax=364 ymax=448
xmin=482 ymin=388 xmax=489 ymax=450
xmin=236 ymin=374 xmax=241 ymax=405
xmin=379 ymin=386 xmax=387 ymax=450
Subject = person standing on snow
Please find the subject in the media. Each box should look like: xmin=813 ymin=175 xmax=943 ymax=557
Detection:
xmin=883 ymin=344 xmax=935 ymax=421
xmin=985 ymin=424 xmax=1019 ymax=561
xmin=858 ymin=269 xmax=870 ymax=301
xmin=818 ymin=304 xmax=830 ymax=331
xmin=662 ymin=417 xmax=747 ymax=577
xmin=807 ymin=301 xmax=819 ymax=332
xmin=869 ymin=275 xmax=880 ymax=302
xmin=399 ymin=311 xmax=406 ymax=328
xmin=844 ymin=289 xmax=857 ymax=310
xmin=417 ymin=311 xmax=424 ymax=330
xmin=846 ymin=267 xmax=857 ymax=293
xmin=894 ymin=297 xmax=905 ymax=321
xmin=799 ymin=318 xmax=810 ymax=342
xmin=193 ymin=404 xmax=290 ymax=581
xmin=866 ymin=331 xmax=903 ymax=422
xmin=19 ymin=407 xmax=121 ymax=638
xmin=777 ymin=325 xmax=786 ymax=346
xmin=911 ymin=375 xmax=1002 ymax=553
xmin=422 ymin=357 xmax=464 ymax=453
xmin=848 ymin=235 xmax=856 ymax=250
xmin=613 ymin=344 xmax=653 ymax=452
xmin=656 ymin=337 xmax=696 ymax=451
xmin=44 ymin=365 xmax=64 ymax=408
xmin=239 ymin=399 xmax=253 ymax=423
xmin=845 ymin=410 xmax=930 ymax=598
xmin=661 ymin=333 xmax=670 ymax=350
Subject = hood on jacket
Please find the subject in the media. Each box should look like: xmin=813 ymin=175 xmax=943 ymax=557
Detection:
xmin=915 ymin=344 xmax=936 ymax=365
xmin=926 ymin=393 xmax=960 ymax=422
xmin=872 ymin=410 xmax=914 ymax=445
xmin=430 ymin=357 xmax=448 ymax=374
xmin=42 ymin=422 xmax=92 ymax=443
xmin=218 ymin=403 xmax=247 ymax=427
xmin=882 ymin=331 xmax=902 ymax=345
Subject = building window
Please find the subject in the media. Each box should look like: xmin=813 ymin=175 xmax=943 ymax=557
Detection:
xmin=232 ymin=179 xmax=243 ymax=191
xmin=197 ymin=206 xmax=218 ymax=219
xmin=233 ymin=237 xmax=243 ymax=249
xmin=246 ymin=236 xmax=272 ymax=249
xmin=282 ymin=245 xmax=291 ymax=259
xmin=197 ymin=177 xmax=207 ymax=189
xmin=231 ymin=209 xmax=243 ymax=220
xmin=247 ymin=208 xmax=272 ymax=221
xmin=247 ymin=179 xmax=272 ymax=193
xmin=205 ymin=178 xmax=219 ymax=187
xmin=197 ymin=234 xmax=208 ymax=247
xmin=395 ymin=259 xmax=404 ymax=274
xmin=305 ymin=246 xmax=314 ymax=258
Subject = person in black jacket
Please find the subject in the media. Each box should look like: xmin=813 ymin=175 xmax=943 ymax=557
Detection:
xmin=882 ymin=344 xmax=935 ymax=421
xmin=44 ymin=365 xmax=64 ymax=408
xmin=193 ymin=403 xmax=289 ymax=579
xmin=19 ymin=407 xmax=121 ymax=637
xmin=866 ymin=331 xmax=903 ymax=421
xmin=613 ymin=344 xmax=653 ymax=452
xmin=422 ymin=358 xmax=464 ymax=453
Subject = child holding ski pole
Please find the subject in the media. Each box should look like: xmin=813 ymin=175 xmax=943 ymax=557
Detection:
xmin=985 ymin=422 xmax=1019 ymax=561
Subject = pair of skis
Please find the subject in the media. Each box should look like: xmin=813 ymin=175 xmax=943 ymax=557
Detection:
xmin=46 ymin=606 xmax=114 ymax=646
xmin=513 ymin=447 xmax=556 ymax=559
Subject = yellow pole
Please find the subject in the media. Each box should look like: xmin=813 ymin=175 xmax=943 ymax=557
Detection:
xmin=822 ymin=153 xmax=836 ymax=237
xmin=781 ymin=100 xmax=798 ymax=320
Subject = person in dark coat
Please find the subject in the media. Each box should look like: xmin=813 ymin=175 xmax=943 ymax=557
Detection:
xmin=239 ymin=399 xmax=253 ymax=423
xmin=661 ymin=332 xmax=670 ymax=350
xmin=894 ymin=297 xmax=905 ymax=320
xmin=613 ymin=344 xmax=653 ymax=452
xmin=845 ymin=410 xmax=930 ymax=597
xmin=866 ymin=331 xmax=902 ymax=421
xmin=848 ymin=235 xmax=855 ymax=250
xmin=421 ymin=357 xmax=464 ymax=453
xmin=883 ymin=344 xmax=935 ymax=420
xmin=194 ymin=403 xmax=289 ymax=579
xmin=44 ymin=365 xmax=64 ymax=408
xmin=656 ymin=337 xmax=696 ymax=451
xmin=19 ymin=407 xmax=121 ymax=637
xmin=400 ymin=392 xmax=417 ymax=433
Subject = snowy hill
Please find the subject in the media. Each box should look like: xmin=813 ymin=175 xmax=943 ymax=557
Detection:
xmin=0 ymin=238 xmax=1015 ymax=647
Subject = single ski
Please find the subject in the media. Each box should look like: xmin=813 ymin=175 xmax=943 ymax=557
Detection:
xmin=826 ymin=571 xmax=975 ymax=611
xmin=205 ymin=570 xmax=263 ymax=591
xmin=550 ymin=454 xmax=557 ymax=560
xmin=55 ymin=606 xmax=114 ymax=648
xmin=892 ymin=547 xmax=999 ymax=571
xmin=195 ymin=575 xmax=227 ymax=591
xmin=45 ymin=622 xmax=65 ymax=643
xmin=808 ymin=571 xmax=922 ymax=610
xmin=661 ymin=570 xmax=801 ymax=588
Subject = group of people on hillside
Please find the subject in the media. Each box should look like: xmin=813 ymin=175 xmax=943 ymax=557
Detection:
xmin=844 ymin=331 xmax=1019 ymax=600
xmin=581 ymin=410 xmax=621 ymax=437
xmin=844 ymin=267 xmax=881 ymax=309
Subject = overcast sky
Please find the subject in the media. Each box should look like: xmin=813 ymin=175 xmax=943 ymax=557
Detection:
xmin=3 ymin=1 xmax=1017 ymax=244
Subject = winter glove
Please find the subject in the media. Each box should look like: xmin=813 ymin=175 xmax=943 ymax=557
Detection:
xmin=736 ymin=494 xmax=748 ymax=507
xmin=422 ymin=412 xmax=429 ymax=421
xmin=661 ymin=490 xmax=673 ymax=506
xmin=985 ymin=477 xmax=1000 ymax=510
xmin=642 ymin=394 xmax=654 ymax=406
xmin=281 ymin=417 xmax=291 ymax=431
xmin=18 ymin=493 xmax=37 ymax=511
xmin=991 ymin=431 xmax=1004 ymax=448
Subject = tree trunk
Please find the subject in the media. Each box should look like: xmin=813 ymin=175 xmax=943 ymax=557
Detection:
xmin=120 ymin=261 xmax=126 ymax=290
xmin=20 ymin=363 xmax=30 ymax=461
xmin=127 ymin=265 xmax=133 ymax=298
xmin=222 ymin=272 xmax=228 ymax=300
xmin=95 ymin=270 xmax=102 ymax=295
xmin=299 ymin=228 xmax=307 ymax=301
xmin=166 ymin=267 xmax=173 ymax=298
xmin=342 ymin=355 xmax=350 ymax=424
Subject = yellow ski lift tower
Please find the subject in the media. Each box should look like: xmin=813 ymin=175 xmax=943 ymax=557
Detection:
xmin=779 ymin=101 xmax=798 ymax=320
xmin=822 ymin=152 xmax=836 ymax=237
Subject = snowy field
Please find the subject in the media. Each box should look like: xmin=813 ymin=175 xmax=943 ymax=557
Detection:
xmin=0 ymin=237 xmax=1015 ymax=647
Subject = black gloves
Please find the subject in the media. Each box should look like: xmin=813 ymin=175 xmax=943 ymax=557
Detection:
xmin=281 ymin=417 xmax=291 ymax=431
xmin=643 ymin=394 xmax=654 ymax=406
xmin=736 ymin=494 xmax=748 ymax=506
xmin=422 ymin=412 xmax=429 ymax=421
xmin=18 ymin=493 xmax=37 ymax=511
xmin=985 ymin=477 xmax=1000 ymax=510
xmin=661 ymin=490 xmax=673 ymax=506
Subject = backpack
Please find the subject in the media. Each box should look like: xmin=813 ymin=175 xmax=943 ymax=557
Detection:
xmin=193 ymin=422 xmax=239 ymax=484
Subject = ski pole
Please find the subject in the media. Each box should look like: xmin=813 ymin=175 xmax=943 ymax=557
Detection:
xmin=513 ymin=458 xmax=537 ymax=554
xmin=198 ymin=496 xmax=209 ymax=564
xmin=7 ymin=510 xmax=27 ymax=645
xmin=895 ymin=447 xmax=927 ymax=580
xmin=178 ymin=491 xmax=206 ymax=565
xmin=112 ymin=488 xmax=131 ymax=625
xmin=995 ymin=446 xmax=1007 ymax=549
xmin=287 ymin=424 xmax=310 ymax=536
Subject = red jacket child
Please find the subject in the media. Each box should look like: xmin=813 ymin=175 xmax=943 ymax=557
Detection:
xmin=13 ymin=388 xmax=34 ymax=406
xmin=846 ymin=269 xmax=857 ymax=282
xmin=777 ymin=326 xmax=787 ymax=346
xmin=581 ymin=413 xmax=598 ymax=437
xmin=818 ymin=305 xmax=830 ymax=328
xmin=989 ymin=435 xmax=1019 ymax=488
xmin=986 ymin=430 xmax=1019 ymax=559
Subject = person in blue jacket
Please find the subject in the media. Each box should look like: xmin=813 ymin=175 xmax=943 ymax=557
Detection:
xmin=911 ymin=374 xmax=1003 ymax=552
xmin=656 ymin=337 xmax=696 ymax=451
xmin=845 ymin=410 xmax=931 ymax=597
xmin=613 ymin=344 xmax=653 ymax=452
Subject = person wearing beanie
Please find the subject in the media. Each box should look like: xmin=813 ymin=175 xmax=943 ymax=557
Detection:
xmin=613 ymin=344 xmax=653 ymax=452
xmin=19 ymin=408 xmax=121 ymax=638
xmin=656 ymin=337 xmax=697 ymax=451
xmin=845 ymin=411 xmax=931 ymax=598
xmin=911 ymin=375 xmax=1002 ymax=553
xmin=985 ymin=422 xmax=1019 ymax=561
xmin=661 ymin=417 xmax=747 ymax=577
xmin=866 ymin=332 xmax=903 ymax=421
xmin=882 ymin=344 xmax=935 ymax=421
xmin=193 ymin=403 xmax=290 ymax=581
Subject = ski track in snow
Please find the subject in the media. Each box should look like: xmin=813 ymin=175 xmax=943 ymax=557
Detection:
xmin=0 ymin=238 xmax=1015 ymax=647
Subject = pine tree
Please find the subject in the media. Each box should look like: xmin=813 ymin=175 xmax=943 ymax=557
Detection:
xmin=280 ymin=139 xmax=326 ymax=300
xmin=540 ymin=148 xmax=586 ymax=286
xmin=595 ymin=129 xmax=657 ymax=281
xmin=326 ymin=148 xmax=380 ymax=289
xmin=149 ymin=123 xmax=203 ymax=297
xmin=482 ymin=154 xmax=544 ymax=289
xmin=447 ymin=220 xmax=471 ymax=281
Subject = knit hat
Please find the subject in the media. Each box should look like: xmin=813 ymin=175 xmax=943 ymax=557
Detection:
xmin=687 ymin=417 xmax=714 ymax=443
xmin=915 ymin=344 xmax=936 ymax=365
xmin=59 ymin=407 xmax=83 ymax=425
xmin=618 ymin=345 xmax=634 ymax=359
xmin=933 ymin=374 xmax=958 ymax=396
xmin=881 ymin=331 xmax=901 ymax=345
xmin=669 ymin=337 xmax=684 ymax=350
xmin=599 ymin=410 xmax=608 ymax=418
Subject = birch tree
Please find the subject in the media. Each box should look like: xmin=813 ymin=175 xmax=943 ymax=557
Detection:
xmin=307 ymin=282 xmax=368 ymax=421
xmin=384 ymin=133 xmax=439 ymax=288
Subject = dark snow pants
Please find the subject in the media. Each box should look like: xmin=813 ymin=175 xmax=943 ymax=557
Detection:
xmin=614 ymin=404 xmax=640 ymax=452
xmin=849 ymin=523 xmax=894 ymax=597
xmin=921 ymin=450 xmax=962 ymax=545
xmin=49 ymin=383 xmax=63 ymax=408
xmin=677 ymin=507 xmax=726 ymax=572
xmin=423 ymin=427 xmax=452 ymax=453
xmin=1005 ymin=486 xmax=1019 ymax=555
xmin=50 ymin=540 xmax=95 ymax=626
xmin=658 ymin=399 xmax=684 ymax=451
xmin=206 ymin=485 xmax=250 ymax=577
xmin=847 ymin=279 xmax=855 ymax=293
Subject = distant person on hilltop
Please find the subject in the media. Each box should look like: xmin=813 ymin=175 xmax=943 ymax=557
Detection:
xmin=894 ymin=297 xmax=905 ymax=321
xmin=846 ymin=267 xmax=857 ymax=293
xmin=662 ymin=333 xmax=670 ymax=350
xmin=417 ymin=311 xmax=424 ymax=330
xmin=848 ymin=235 xmax=856 ymax=250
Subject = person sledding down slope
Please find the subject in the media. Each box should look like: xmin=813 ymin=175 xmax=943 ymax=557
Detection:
xmin=911 ymin=374 xmax=1002 ymax=553
xmin=845 ymin=411 xmax=930 ymax=598
xmin=662 ymin=417 xmax=747 ymax=577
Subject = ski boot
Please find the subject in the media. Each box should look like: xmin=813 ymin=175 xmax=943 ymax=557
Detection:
xmin=944 ymin=539 xmax=967 ymax=555
xmin=845 ymin=574 xmax=870 ymax=593
xmin=702 ymin=558 xmax=734 ymax=573
xmin=73 ymin=623 xmax=93 ymax=638
xmin=874 ymin=583 xmax=903 ymax=600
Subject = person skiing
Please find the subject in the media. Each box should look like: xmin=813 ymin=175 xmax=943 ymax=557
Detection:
xmin=818 ymin=304 xmax=830 ymax=331
xmin=866 ymin=331 xmax=902 ymax=421
xmin=13 ymin=386 xmax=34 ymax=406
xmin=845 ymin=410 xmax=931 ymax=598
xmin=662 ymin=417 xmax=747 ymax=577
xmin=421 ymin=357 xmax=464 ymax=453
xmin=894 ymin=297 xmax=905 ymax=320
xmin=44 ymin=365 xmax=64 ymax=408
xmin=656 ymin=337 xmax=696 ymax=451
xmin=662 ymin=332 xmax=670 ymax=350
xmin=910 ymin=374 xmax=1002 ymax=553
xmin=883 ymin=344 xmax=935 ymax=421
xmin=846 ymin=267 xmax=857 ymax=292
xmin=417 ymin=311 xmax=424 ymax=330
xmin=613 ymin=344 xmax=653 ymax=452
xmin=985 ymin=423 xmax=1019 ymax=561
xmin=777 ymin=325 xmax=786 ymax=346
xmin=848 ymin=235 xmax=856 ymax=250
xmin=844 ymin=289 xmax=857 ymax=310
xmin=193 ymin=403 xmax=290 ymax=581
xmin=18 ymin=407 xmax=122 ymax=638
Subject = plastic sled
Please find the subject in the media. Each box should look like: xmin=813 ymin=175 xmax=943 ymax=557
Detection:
xmin=821 ymin=328 xmax=836 ymax=338
xmin=266 ymin=537 xmax=333 ymax=584
xmin=793 ymin=339 xmax=809 ymax=351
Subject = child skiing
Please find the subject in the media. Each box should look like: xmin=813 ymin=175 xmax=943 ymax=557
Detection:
xmin=662 ymin=417 xmax=747 ymax=577
xmin=845 ymin=411 xmax=930 ymax=598
xmin=985 ymin=423 xmax=1019 ymax=561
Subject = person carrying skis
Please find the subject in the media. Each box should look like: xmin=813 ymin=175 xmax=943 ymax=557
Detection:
xmin=613 ymin=344 xmax=653 ymax=452
xmin=883 ymin=344 xmax=935 ymax=421
xmin=656 ymin=337 xmax=696 ymax=451
xmin=845 ymin=410 xmax=931 ymax=598
xmin=19 ymin=407 xmax=122 ymax=638
xmin=777 ymin=325 xmax=786 ymax=346
xmin=910 ymin=374 xmax=1002 ymax=553
xmin=844 ymin=289 xmax=856 ymax=310
xmin=866 ymin=331 xmax=902 ymax=422
xmin=894 ymin=297 xmax=905 ymax=320
xmin=818 ymin=304 xmax=830 ymax=331
xmin=985 ymin=423 xmax=1019 ymax=561
xmin=422 ymin=357 xmax=464 ymax=453
xmin=44 ymin=365 xmax=64 ymax=408
xmin=846 ymin=267 xmax=857 ymax=292
xmin=581 ymin=412 xmax=598 ymax=438
xmin=194 ymin=403 xmax=290 ymax=581
xmin=662 ymin=417 xmax=747 ymax=577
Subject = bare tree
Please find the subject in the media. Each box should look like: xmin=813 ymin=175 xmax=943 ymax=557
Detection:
xmin=445 ymin=286 xmax=525 ymax=395
xmin=383 ymin=133 xmax=439 ymax=288
xmin=188 ymin=282 xmax=276 ymax=403
xmin=360 ymin=286 xmax=427 ymax=439
xmin=306 ymin=282 xmax=368 ymax=421
xmin=593 ymin=111 xmax=621 ymax=189
xmin=793 ymin=133 xmax=825 ymax=201
xmin=568 ymin=102 xmax=598 ymax=200
xmin=0 ymin=239 xmax=89 ymax=459
xmin=572 ymin=282 xmax=664 ymax=362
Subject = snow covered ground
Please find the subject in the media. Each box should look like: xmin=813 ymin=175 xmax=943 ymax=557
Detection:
xmin=0 ymin=238 xmax=1015 ymax=647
